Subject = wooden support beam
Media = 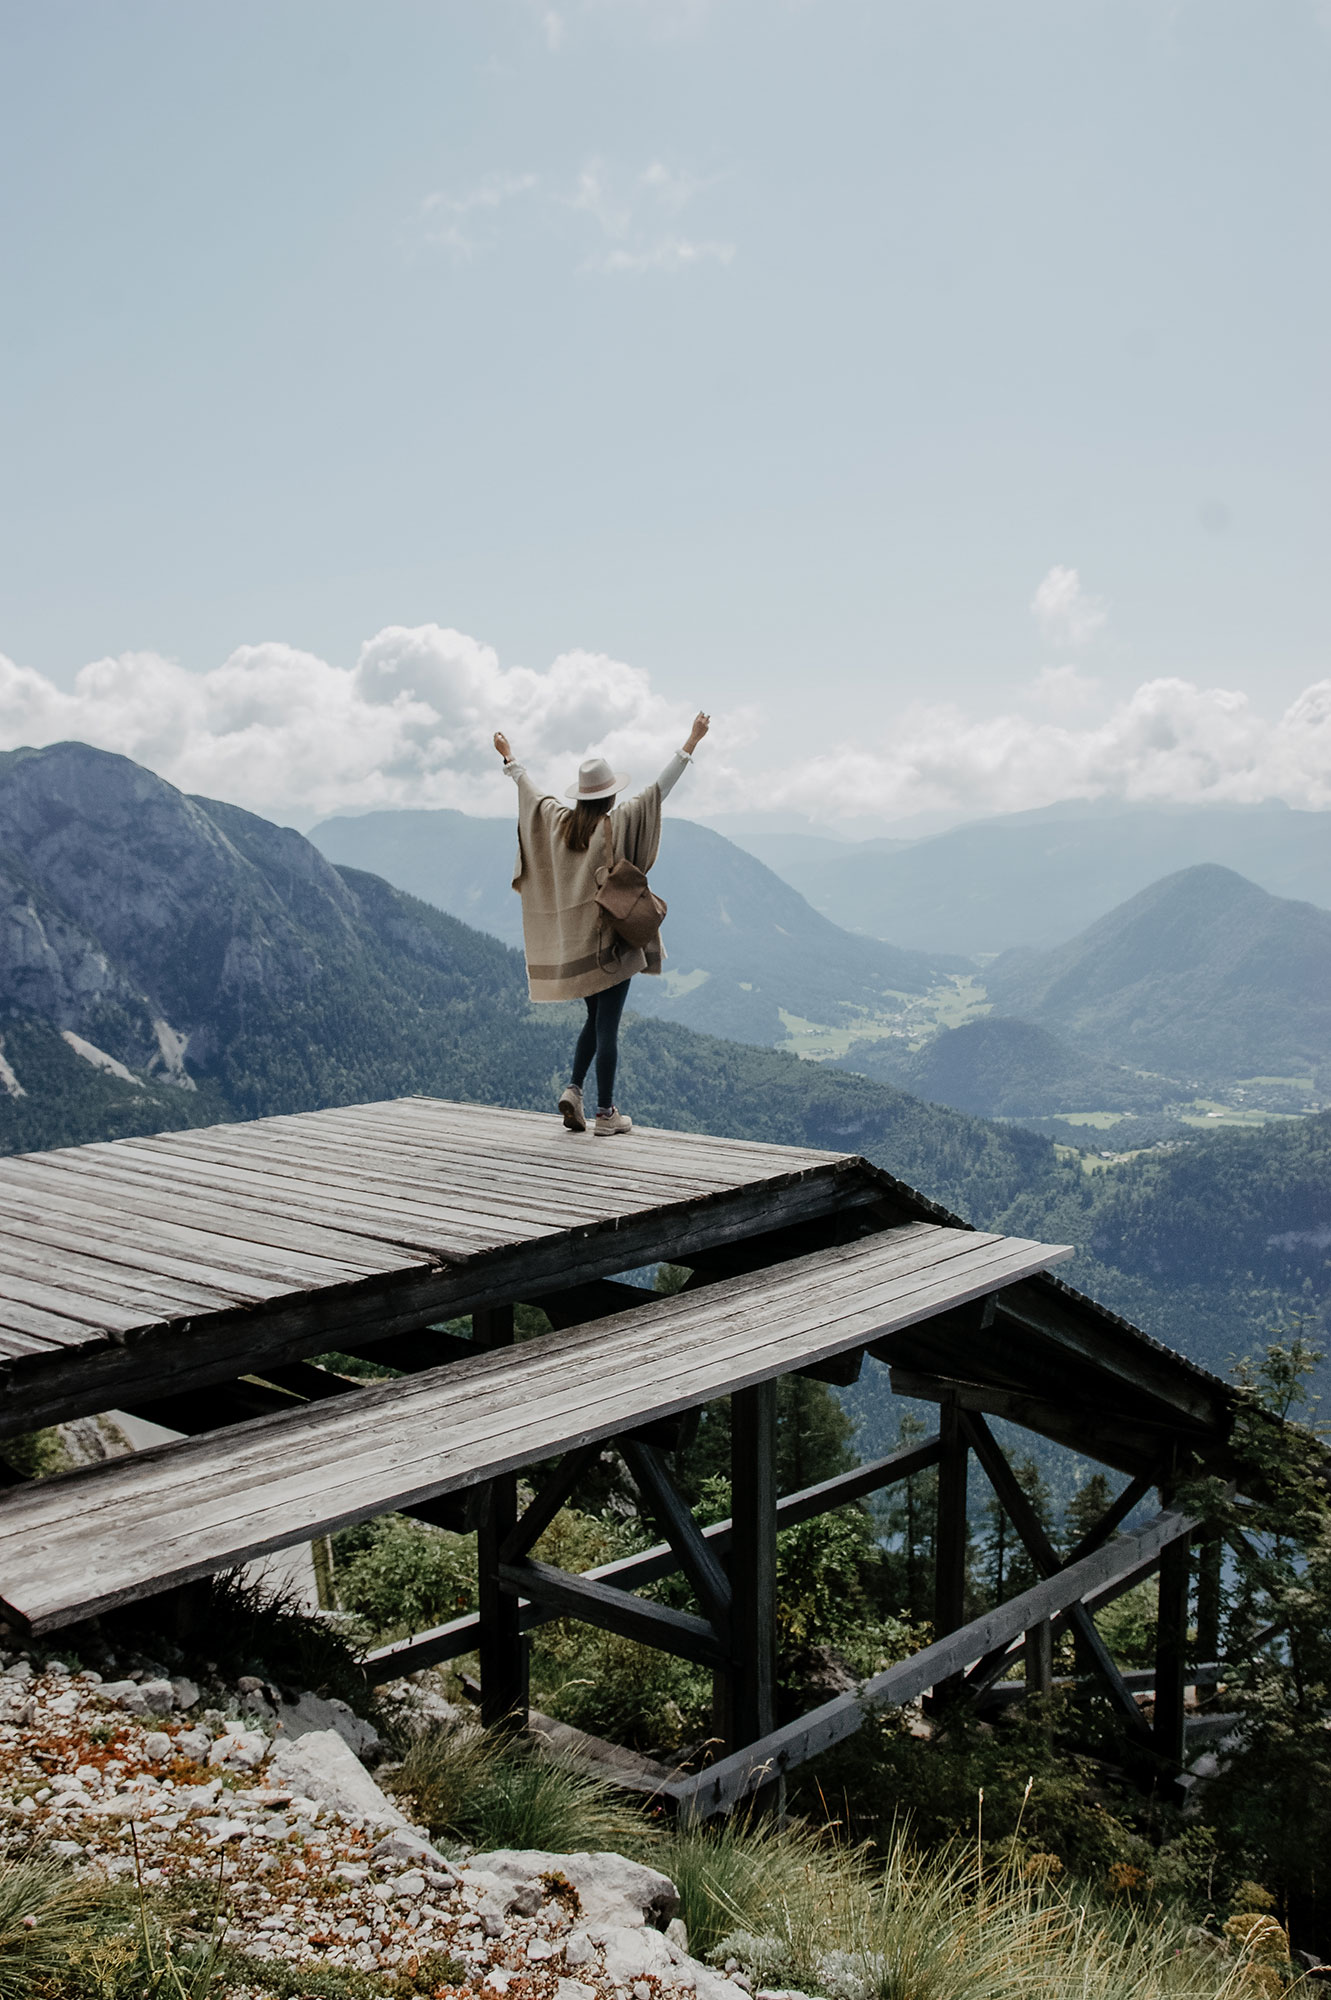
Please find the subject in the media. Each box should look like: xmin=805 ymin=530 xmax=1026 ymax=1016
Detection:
xmin=476 ymin=1304 xmax=526 ymax=1730
xmin=724 ymin=1381 xmax=779 ymax=1754
xmin=364 ymin=1436 xmax=942 ymax=1681
xmin=1195 ymin=1534 xmax=1222 ymax=1707
xmin=619 ymin=1439 xmax=732 ymax=1630
xmin=1154 ymin=1532 xmax=1190 ymax=1770
xmin=500 ymin=1444 xmax=602 ymax=1565
xmin=962 ymin=1412 xmax=1153 ymax=1742
xmin=890 ymin=1368 xmax=1174 ymax=1480
xmin=929 ymin=1397 xmax=969 ymax=1706
xmin=499 ymin=1557 xmax=725 ymax=1667
xmin=669 ymin=1508 xmax=1199 ymax=1818
xmin=1025 ymin=1620 xmax=1053 ymax=1699
xmin=798 ymin=1349 xmax=864 ymax=1387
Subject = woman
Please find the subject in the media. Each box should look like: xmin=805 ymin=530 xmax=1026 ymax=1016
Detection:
xmin=493 ymin=711 xmax=710 ymax=1136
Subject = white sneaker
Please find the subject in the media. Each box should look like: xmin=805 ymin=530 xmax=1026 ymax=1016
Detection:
xmin=593 ymin=1107 xmax=633 ymax=1137
xmin=558 ymin=1084 xmax=586 ymax=1133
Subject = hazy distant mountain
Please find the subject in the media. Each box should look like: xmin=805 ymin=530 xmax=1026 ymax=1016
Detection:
xmin=752 ymin=799 xmax=1331 ymax=953
xmin=985 ymin=864 xmax=1331 ymax=1081
xmin=833 ymin=1015 xmax=1178 ymax=1118
xmin=310 ymin=808 xmax=964 ymax=1046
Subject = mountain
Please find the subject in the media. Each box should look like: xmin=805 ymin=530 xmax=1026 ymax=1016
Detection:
xmin=0 ymin=741 xmax=1048 ymax=1224
xmin=0 ymin=743 xmax=1325 ymax=1397
xmin=309 ymin=808 xmax=965 ymax=1047
xmin=752 ymin=799 xmax=1331 ymax=954
xmin=985 ymin=864 xmax=1331 ymax=1082
xmin=832 ymin=1015 xmax=1178 ymax=1118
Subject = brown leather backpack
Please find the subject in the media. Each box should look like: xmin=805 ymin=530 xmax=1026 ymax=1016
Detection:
xmin=595 ymin=816 xmax=667 ymax=949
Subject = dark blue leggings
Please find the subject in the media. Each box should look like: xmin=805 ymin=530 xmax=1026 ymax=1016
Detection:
xmin=572 ymin=978 xmax=631 ymax=1111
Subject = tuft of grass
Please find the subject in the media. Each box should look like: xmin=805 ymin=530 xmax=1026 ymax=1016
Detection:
xmin=687 ymin=1820 xmax=1278 ymax=2000
xmin=391 ymin=1723 xmax=648 ymax=1855
xmin=0 ymin=1861 xmax=104 ymax=2000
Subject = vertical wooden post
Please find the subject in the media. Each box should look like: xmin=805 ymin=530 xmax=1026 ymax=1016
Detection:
xmin=929 ymin=1396 xmax=969 ymax=1707
xmin=1025 ymin=1619 xmax=1053 ymax=1700
xmin=725 ymin=1380 xmax=778 ymax=1753
xmin=1195 ymin=1533 xmax=1221 ymax=1708
xmin=1153 ymin=1533 xmax=1190 ymax=1769
xmin=475 ymin=1304 xmax=526 ymax=1731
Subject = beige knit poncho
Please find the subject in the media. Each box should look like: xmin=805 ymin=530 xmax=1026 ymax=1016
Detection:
xmin=505 ymin=750 xmax=691 ymax=1002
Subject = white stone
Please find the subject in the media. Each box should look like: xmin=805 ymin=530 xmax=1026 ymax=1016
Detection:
xmin=49 ymin=1840 xmax=83 ymax=1858
xmin=395 ymin=1870 xmax=427 ymax=1898
xmin=97 ymin=1679 xmax=138 ymax=1702
xmin=371 ymin=1828 xmax=454 ymax=1873
xmin=207 ymin=1728 xmax=268 ymax=1771
xmin=564 ymin=1933 xmax=595 ymax=1968
xmin=556 ymin=1983 xmax=596 ymax=2000
xmin=268 ymin=1729 xmax=408 ymax=1828
xmin=334 ymin=1863 xmax=370 ymax=1884
xmin=592 ymin=1925 xmax=676 ymax=1986
xmin=3 ymin=1660 xmax=33 ymax=1681
xmin=171 ymin=1676 xmax=201 ymax=1709
xmin=175 ymin=1727 xmax=212 ymax=1762
xmin=469 ymin=1850 xmax=679 ymax=1930
xmin=275 ymin=1690 xmax=380 ymax=1761
xmin=141 ymin=1732 xmax=172 ymax=1762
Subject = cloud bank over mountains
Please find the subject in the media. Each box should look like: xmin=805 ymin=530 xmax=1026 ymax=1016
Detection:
xmin=0 ymin=625 xmax=1327 ymax=831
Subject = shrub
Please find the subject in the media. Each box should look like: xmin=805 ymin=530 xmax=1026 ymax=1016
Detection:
xmin=332 ymin=1515 xmax=476 ymax=1642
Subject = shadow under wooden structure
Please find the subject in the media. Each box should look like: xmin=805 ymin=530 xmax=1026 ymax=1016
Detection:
xmin=0 ymin=1097 xmax=1246 ymax=1814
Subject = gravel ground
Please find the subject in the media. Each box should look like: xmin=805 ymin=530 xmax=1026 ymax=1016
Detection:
xmin=0 ymin=1649 xmax=766 ymax=2000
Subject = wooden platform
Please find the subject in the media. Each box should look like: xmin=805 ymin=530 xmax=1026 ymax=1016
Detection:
xmin=0 ymin=1221 xmax=1067 ymax=1632
xmin=0 ymin=1098 xmax=888 ymax=1436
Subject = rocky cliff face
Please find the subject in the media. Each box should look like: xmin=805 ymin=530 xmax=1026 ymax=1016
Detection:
xmin=0 ymin=740 xmax=540 ymax=1139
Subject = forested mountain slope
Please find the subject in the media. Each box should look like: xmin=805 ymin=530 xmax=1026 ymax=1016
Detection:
xmin=311 ymin=806 xmax=961 ymax=1046
xmin=835 ymin=1015 xmax=1178 ymax=1117
xmin=985 ymin=864 xmax=1331 ymax=1081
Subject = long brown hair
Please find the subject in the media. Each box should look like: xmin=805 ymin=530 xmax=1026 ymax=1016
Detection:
xmin=562 ymin=795 xmax=613 ymax=852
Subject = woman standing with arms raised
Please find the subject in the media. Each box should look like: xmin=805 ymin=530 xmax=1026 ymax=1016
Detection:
xmin=493 ymin=711 xmax=710 ymax=1136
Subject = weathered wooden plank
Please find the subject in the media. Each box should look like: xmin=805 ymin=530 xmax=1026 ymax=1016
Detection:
xmin=324 ymin=1096 xmax=841 ymax=1172
xmin=41 ymin=1143 xmax=552 ymax=1251
xmin=0 ymin=1229 xmax=1069 ymax=1629
xmin=0 ymin=1167 xmax=875 ymax=1436
xmin=668 ymin=1509 xmax=1199 ymax=1816
xmin=128 ymin=1128 xmax=642 ymax=1225
xmin=0 ymin=1204 xmax=309 ymax=1306
xmin=175 ymin=1117 xmax=751 ymax=1201
xmin=0 ymin=1237 xmax=247 ymax=1319
xmin=0 ymin=1158 xmax=416 ymax=1277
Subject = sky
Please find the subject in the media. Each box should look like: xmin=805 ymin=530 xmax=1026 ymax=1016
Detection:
xmin=1 ymin=0 xmax=1329 ymax=831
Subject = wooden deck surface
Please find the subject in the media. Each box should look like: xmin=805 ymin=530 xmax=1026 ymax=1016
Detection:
xmin=0 ymin=1222 xmax=1071 ymax=1631
xmin=0 ymin=1099 xmax=881 ymax=1431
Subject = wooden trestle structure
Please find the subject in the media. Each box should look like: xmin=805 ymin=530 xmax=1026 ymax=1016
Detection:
xmin=0 ymin=1098 xmax=1244 ymax=1812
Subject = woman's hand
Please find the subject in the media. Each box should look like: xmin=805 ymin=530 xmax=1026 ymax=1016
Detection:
xmin=494 ymin=731 xmax=513 ymax=761
xmin=684 ymin=711 xmax=710 ymax=754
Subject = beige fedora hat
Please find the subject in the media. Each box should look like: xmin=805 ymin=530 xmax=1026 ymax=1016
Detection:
xmin=565 ymin=755 xmax=628 ymax=802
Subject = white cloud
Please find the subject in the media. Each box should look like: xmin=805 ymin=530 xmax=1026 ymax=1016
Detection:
xmin=0 ymin=628 xmax=704 ymax=826
xmin=573 ymin=157 xmax=734 ymax=274
xmin=754 ymin=676 xmax=1331 ymax=827
xmin=420 ymin=173 xmax=539 ymax=258
xmin=1031 ymin=565 xmax=1108 ymax=649
xmin=2 ymin=629 xmax=1327 ymax=835
xmin=597 ymin=236 xmax=735 ymax=273
xmin=420 ymin=155 xmax=733 ymax=273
